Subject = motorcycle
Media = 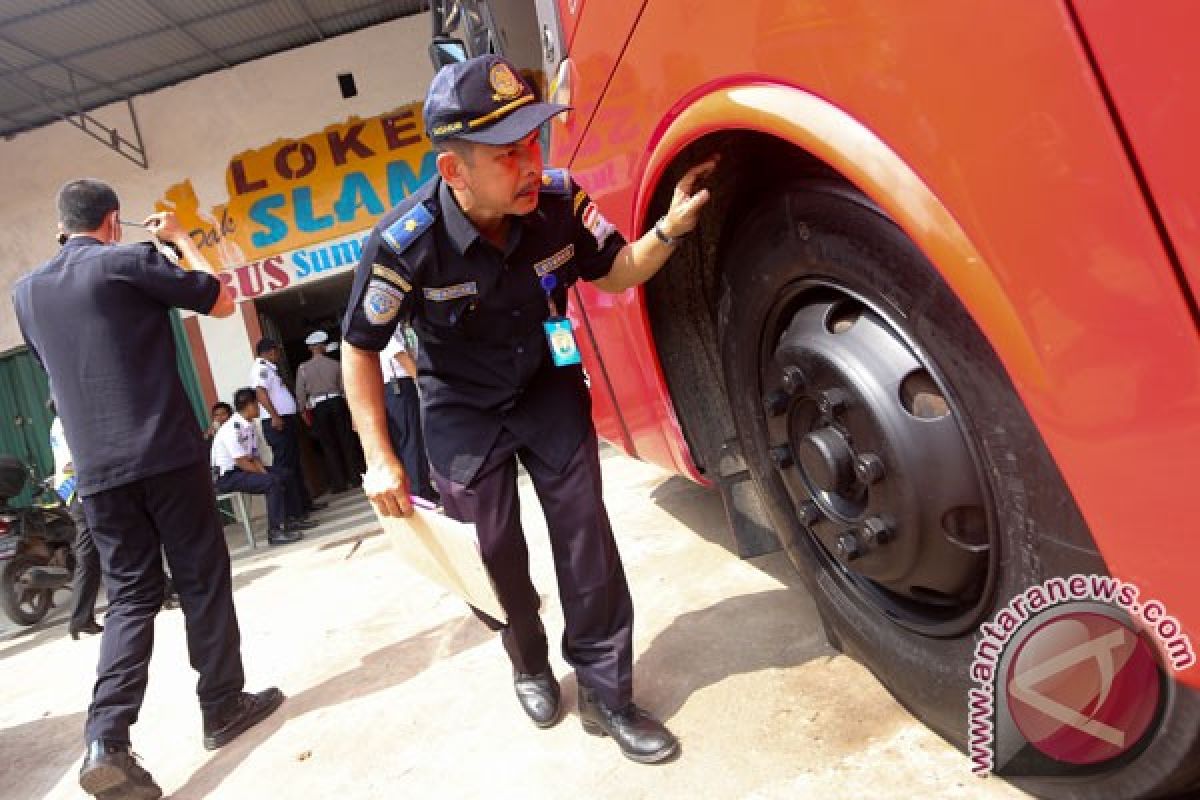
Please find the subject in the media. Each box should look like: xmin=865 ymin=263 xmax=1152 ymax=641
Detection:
xmin=0 ymin=455 xmax=77 ymax=626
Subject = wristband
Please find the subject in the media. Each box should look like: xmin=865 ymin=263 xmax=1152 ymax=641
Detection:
xmin=654 ymin=217 xmax=684 ymax=246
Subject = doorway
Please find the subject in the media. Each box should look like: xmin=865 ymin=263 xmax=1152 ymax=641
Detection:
xmin=254 ymin=271 xmax=362 ymax=498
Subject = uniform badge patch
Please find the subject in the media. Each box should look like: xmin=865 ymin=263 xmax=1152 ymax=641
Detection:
xmin=533 ymin=244 xmax=575 ymax=277
xmin=582 ymin=202 xmax=615 ymax=248
xmin=363 ymin=280 xmax=404 ymax=325
xmin=423 ymin=282 xmax=479 ymax=302
xmin=372 ymin=264 xmax=412 ymax=292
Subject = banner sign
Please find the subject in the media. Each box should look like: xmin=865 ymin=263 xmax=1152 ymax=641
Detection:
xmin=159 ymin=103 xmax=435 ymax=303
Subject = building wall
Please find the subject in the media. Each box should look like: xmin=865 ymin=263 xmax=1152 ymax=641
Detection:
xmin=0 ymin=14 xmax=435 ymax=406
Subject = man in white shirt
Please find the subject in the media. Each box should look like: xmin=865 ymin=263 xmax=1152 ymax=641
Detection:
xmin=49 ymin=410 xmax=102 ymax=638
xmin=380 ymin=326 xmax=436 ymax=502
xmin=249 ymin=338 xmax=326 ymax=517
xmin=211 ymin=388 xmax=314 ymax=545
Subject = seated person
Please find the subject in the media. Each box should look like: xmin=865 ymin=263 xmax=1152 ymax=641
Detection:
xmin=206 ymin=401 xmax=233 ymax=447
xmin=211 ymin=388 xmax=316 ymax=545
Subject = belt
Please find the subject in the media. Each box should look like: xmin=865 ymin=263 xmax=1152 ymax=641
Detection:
xmin=311 ymin=392 xmax=342 ymax=405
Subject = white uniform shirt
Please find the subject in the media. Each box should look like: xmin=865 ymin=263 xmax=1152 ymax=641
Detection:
xmin=210 ymin=415 xmax=259 ymax=476
xmin=380 ymin=331 xmax=411 ymax=380
xmin=50 ymin=416 xmax=73 ymax=489
xmin=250 ymin=357 xmax=297 ymax=418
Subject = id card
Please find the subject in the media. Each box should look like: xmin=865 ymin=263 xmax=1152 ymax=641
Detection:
xmin=543 ymin=316 xmax=582 ymax=367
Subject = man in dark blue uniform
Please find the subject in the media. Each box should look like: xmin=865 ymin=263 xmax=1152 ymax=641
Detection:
xmin=13 ymin=180 xmax=283 ymax=800
xmin=342 ymin=56 xmax=715 ymax=764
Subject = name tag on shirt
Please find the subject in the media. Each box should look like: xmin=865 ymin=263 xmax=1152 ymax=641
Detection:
xmin=543 ymin=317 xmax=581 ymax=367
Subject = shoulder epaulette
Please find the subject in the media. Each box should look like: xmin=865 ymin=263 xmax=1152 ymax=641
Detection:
xmin=540 ymin=168 xmax=571 ymax=194
xmin=381 ymin=201 xmax=436 ymax=255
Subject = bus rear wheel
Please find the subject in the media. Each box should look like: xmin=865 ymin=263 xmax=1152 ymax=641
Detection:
xmin=716 ymin=184 xmax=1200 ymax=799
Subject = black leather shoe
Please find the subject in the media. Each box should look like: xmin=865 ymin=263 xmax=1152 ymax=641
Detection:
xmin=69 ymin=619 xmax=104 ymax=640
xmin=202 ymin=688 xmax=285 ymax=750
xmin=79 ymin=740 xmax=161 ymax=800
xmin=305 ymin=501 xmax=329 ymax=512
xmin=513 ymin=669 xmax=561 ymax=728
xmin=578 ymin=686 xmax=679 ymax=764
xmin=286 ymin=517 xmax=318 ymax=531
xmin=267 ymin=528 xmax=303 ymax=546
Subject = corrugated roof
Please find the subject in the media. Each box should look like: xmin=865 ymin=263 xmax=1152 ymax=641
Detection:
xmin=0 ymin=0 xmax=427 ymax=138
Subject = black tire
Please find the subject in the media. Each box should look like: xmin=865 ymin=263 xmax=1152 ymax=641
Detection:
xmin=717 ymin=185 xmax=1200 ymax=799
xmin=1 ymin=553 xmax=54 ymax=626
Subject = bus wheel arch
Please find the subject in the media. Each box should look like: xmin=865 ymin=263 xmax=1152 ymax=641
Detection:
xmin=642 ymin=132 xmax=1200 ymax=798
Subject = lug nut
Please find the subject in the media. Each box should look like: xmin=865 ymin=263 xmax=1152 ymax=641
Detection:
xmin=769 ymin=444 xmax=795 ymax=469
xmin=781 ymin=367 xmax=805 ymax=395
xmin=860 ymin=516 xmax=893 ymax=547
xmin=836 ymin=531 xmax=862 ymax=561
xmin=764 ymin=390 xmax=790 ymax=417
xmin=854 ymin=453 xmax=885 ymax=485
xmin=797 ymin=501 xmax=821 ymax=526
xmin=816 ymin=388 xmax=850 ymax=415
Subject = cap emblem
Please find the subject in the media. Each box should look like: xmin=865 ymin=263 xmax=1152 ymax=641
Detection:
xmin=489 ymin=63 xmax=523 ymax=101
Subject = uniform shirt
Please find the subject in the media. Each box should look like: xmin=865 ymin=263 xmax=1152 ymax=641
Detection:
xmin=250 ymin=357 xmax=298 ymax=418
xmin=295 ymin=353 xmax=343 ymax=409
xmin=380 ymin=329 xmax=412 ymax=380
xmin=13 ymin=237 xmax=220 ymax=495
xmin=50 ymin=416 xmax=72 ymax=490
xmin=342 ymin=171 xmax=625 ymax=485
xmin=210 ymin=415 xmax=259 ymax=476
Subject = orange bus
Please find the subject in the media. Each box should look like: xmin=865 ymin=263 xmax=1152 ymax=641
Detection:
xmin=428 ymin=2 xmax=1200 ymax=796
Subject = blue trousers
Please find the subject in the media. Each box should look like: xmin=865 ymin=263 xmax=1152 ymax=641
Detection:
xmin=82 ymin=460 xmax=244 ymax=745
xmin=263 ymin=414 xmax=312 ymax=511
xmin=385 ymin=377 xmax=435 ymax=501
xmin=215 ymin=466 xmax=299 ymax=530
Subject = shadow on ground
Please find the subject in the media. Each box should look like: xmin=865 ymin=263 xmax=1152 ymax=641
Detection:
xmin=649 ymin=476 xmax=799 ymax=587
xmin=0 ymin=710 xmax=86 ymax=799
xmin=170 ymin=614 xmax=491 ymax=799
xmin=0 ymin=620 xmax=71 ymax=661
xmin=636 ymin=588 xmax=831 ymax=720
xmin=231 ymin=565 xmax=278 ymax=591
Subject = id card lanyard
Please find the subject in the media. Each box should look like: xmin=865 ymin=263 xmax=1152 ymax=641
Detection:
xmin=540 ymin=274 xmax=582 ymax=367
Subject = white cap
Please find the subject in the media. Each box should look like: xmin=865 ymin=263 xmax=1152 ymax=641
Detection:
xmin=305 ymin=330 xmax=330 ymax=346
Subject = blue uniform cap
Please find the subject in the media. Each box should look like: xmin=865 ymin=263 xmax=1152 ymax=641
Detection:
xmin=424 ymin=55 xmax=568 ymax=146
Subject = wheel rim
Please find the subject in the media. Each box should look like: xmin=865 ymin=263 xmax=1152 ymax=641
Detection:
xmin=760 ymin=282 xmax=995 ymax=636
xmin=9 ymin=561 xmax=51 ymax=619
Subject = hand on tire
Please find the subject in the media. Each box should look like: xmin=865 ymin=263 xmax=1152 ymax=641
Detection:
xmin=662 ymin=156 xmax=719 ymax=238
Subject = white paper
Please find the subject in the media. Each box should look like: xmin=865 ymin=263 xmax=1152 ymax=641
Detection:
xmin=376 ymin=501 xmax=506 ymax=623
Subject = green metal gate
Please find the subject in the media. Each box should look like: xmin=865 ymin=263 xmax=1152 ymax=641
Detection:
xmin=0 ymin=348 xmax=54 ymax=505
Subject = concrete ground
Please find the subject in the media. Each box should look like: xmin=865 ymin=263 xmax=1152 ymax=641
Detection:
xmin=0 ymin=447 xmax=1028 ymax=799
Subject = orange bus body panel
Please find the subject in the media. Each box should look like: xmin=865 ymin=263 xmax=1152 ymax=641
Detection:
xmin=554 ymin=0 xmax=1200 ymax=687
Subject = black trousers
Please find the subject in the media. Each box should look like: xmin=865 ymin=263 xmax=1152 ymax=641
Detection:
xmin=67 ymin=496 xmax=102 ymax=629
xmin=384 ymin=377 xmax=435 ymax=501
xmin=311 ymin=396 xmax=362 ymax=492
xmin=432 ymin=426 xmax=634 ymax=709
xmin=263 ymin=414 xmax=312 ymax=511
xmin=215 ymin=465 xmax=298 ymax=530
xmin=80 ymin=460 xmax=244 ymax=745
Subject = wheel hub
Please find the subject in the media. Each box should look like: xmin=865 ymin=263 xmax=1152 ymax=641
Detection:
xmin=762 ymin=292 xmax=991 ymax=627
xmin=796 ymin=427 xmax=854 ymax=494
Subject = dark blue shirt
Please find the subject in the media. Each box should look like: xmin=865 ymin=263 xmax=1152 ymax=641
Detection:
xmin=342 ymin=171 xmax=624 ymax=485
xmin=12 ymin=237 xmax=221 ymax=496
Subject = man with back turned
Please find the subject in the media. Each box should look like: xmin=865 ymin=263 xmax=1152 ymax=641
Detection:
xmin=12 ymin=179 xmax=283 ymax=800
xmin=342 ymin=56 xmax=716 ymax=764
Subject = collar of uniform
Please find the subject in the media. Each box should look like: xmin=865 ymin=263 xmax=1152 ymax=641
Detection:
xmin=438 ymin=178 xmax=524 ymax=258
xmin=62 ymin=236 xmax=103 ymax=249
xmin=257 ymin=357 xmax=277 ymax=371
